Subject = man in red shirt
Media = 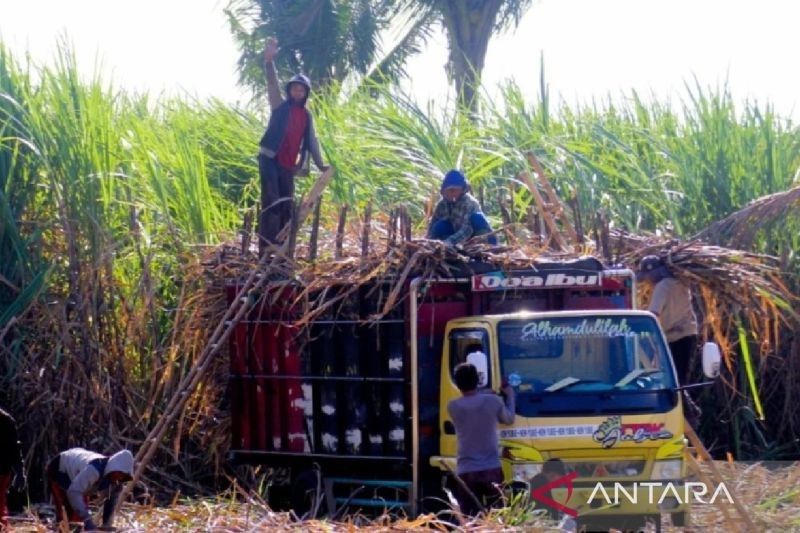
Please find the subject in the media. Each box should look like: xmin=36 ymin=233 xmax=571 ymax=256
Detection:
xmin=258 ymin=37 xmax=327 ymax=252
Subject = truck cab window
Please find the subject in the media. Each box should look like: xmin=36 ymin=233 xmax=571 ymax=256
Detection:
xmin=497 ymin=315 xmax=677 ymax=395
xmin=449 ymin=329 xmax=490 ymax=388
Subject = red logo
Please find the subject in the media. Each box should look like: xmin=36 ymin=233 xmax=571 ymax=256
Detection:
xmin=531 ymin=471 xmax=579 ymax=517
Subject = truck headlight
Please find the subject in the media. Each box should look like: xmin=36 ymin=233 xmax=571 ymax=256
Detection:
xmin=651 ymin=459 xmax=682 ymax=480
xmin=511 ymin=462 xmax=542 ymax=483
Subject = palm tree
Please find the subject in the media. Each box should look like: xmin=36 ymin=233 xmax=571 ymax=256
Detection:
xmin=423 ymin=0 xmax=533 ymax=113
xmin=225 ymin=0 xmax=431 ymax=96
xmin=225 ymin=0 xmax=533 ymax=112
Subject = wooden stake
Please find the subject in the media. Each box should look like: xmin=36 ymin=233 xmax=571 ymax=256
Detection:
xmin=241 ymin=211 xmax=253 ymax=255
xmin=286 ymin=200 xmax=299 ymax=260
xmin=595 ymin=210 xmax=611 ymax=261
xmin=335 ymin=205 xmax=348 ymax=260
xmin=309 ymin=199 xmax=321 ymax=261
xmin=399 ymin=205 xmax=411 ymax=242
xmin=567 ymin=190 xmax=584 ymax=244
xmin=277 ymin=166 xmax=335 ymax=243
xmin=387 ymin=208 xmax=397 ymax=251
xmin=361 ymin=202 xmax=372 ymax=257
xmin=497 ymin=189 xmax=512 ymax=227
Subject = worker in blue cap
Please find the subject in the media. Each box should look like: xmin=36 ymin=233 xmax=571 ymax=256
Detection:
xmin=427 ymin=170 xmax=497 ymax=246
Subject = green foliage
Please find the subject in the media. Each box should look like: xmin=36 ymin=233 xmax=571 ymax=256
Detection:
xmin=225 ymin=0 xmax=433 ymax=97
xmin=224 ymin=0 xmax=535 ymax=111
xmin=0 ymin=43 xmax=248 ymax=399
xmin=0 ymin=46 xmax=49 ymax=331
xmin=2 ymin=42 xmax=800 ymax=459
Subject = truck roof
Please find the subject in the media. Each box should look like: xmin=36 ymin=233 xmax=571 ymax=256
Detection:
xmin=449 ymin=309 xmax=657 ymax=322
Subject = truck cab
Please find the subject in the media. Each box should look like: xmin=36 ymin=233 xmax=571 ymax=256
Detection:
xmin=434 ymin=310 xmax=691 ymax=529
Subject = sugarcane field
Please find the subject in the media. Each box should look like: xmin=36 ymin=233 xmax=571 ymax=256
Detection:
xmin=2 ymin=2 xmax=800 ymax=532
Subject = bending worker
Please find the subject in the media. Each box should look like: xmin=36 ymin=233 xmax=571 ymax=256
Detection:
xmin=47 ymin=447 xmax=134 ymax=531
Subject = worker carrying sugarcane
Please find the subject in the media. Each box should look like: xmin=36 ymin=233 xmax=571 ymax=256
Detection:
xmin=0 ymin=407 xmax=26 ymax=528
xmin=428 ymin=170 xmax=498 ymax=246
xmin=258 ymin=37 xmax=328 ymax=252
xmin=448 ymin=362 xmax=514 ymax=516
xmin=47 ymin=447 xmax=134 ymax=531
xmin=637 ymin=255 xmax=699 ymax=383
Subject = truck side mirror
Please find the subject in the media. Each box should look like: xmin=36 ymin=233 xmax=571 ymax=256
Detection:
xmin=702 ymin=342 xmax=721 ymax=379
xmin=466 ymin=351 xmax=489 ymax=388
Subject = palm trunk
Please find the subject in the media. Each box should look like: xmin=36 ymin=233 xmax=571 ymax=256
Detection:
xmin=441 ymin=0 xmax=504 ymax=115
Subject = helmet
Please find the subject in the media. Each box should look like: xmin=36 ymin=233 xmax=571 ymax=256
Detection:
xmin=285 ymin=73 xmax=311 ymax=94
xmin=636 ymin=255 xmax=663 ymax=281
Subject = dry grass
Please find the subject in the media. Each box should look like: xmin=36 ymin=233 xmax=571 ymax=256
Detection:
xmin=6 ymin=461 xmax=799 ymax=532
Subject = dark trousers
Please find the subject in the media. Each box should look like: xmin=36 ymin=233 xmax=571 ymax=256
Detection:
xmin=670 ymin=335 xmax=703 ymax=425
xmin=258 ymin=154 xmax=295 ymax=251
xmin=47 ymin=456 xmax=84 ymax=524
xmin=669 ymin=335 xmax=698 ymax=385
xmin=429 ymin=213 xmax=498 ymax=244
xmin=453 ymin=467 xmax=504 ymax=516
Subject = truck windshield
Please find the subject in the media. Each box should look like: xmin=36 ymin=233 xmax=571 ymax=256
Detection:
xmin=498 ymin=315 xmax=677 ymax=395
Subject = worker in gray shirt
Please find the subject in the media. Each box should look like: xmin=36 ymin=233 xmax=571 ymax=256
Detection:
xmin=447 ymin=362 xmax=515 ymax=516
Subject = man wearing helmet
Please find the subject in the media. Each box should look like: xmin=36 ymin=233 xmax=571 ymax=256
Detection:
xmin=258 ymin=37 xmax=328 ymax=252
xmin=47 ymin=447 xmax=134 ymax=531
xmin=427 ymin=169 xmax=497 ymax=246
xmin=637 ymin=255 xmax=699 ymax=384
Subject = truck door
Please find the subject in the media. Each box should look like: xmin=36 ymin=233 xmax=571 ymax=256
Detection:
xmin=440 ymin=326 xmax=492 ymax=457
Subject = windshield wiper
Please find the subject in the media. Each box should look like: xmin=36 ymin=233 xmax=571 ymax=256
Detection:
xmin=613 ymin=368 xmax=663 ymax=389
xmin=546 ymin=376 xmax=605 ymax=392
xmin=545 ymin=376 xmax=581 ymax=392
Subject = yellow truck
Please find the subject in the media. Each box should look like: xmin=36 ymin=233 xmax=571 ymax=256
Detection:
xmin=228 ymin=258 xmax=720 ymax=530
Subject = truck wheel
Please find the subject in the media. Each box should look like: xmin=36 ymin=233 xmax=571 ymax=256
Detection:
xmin=291 ymin=470 xmax=322 ymax=518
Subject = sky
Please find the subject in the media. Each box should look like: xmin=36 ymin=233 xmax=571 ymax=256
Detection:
xmin=1 ymin=0 xmax=799 ymax=120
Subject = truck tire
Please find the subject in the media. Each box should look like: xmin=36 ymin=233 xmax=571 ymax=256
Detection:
xmin=291 ymin=470 xmax=322 ymax=518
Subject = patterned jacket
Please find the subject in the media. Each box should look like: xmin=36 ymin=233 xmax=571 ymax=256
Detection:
xmin=428 ymin=192 xmax=483 ymax=244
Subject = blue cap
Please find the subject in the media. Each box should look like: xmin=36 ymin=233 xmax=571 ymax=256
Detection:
xmin=441 ymin=169 xmax=468 ymax=192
